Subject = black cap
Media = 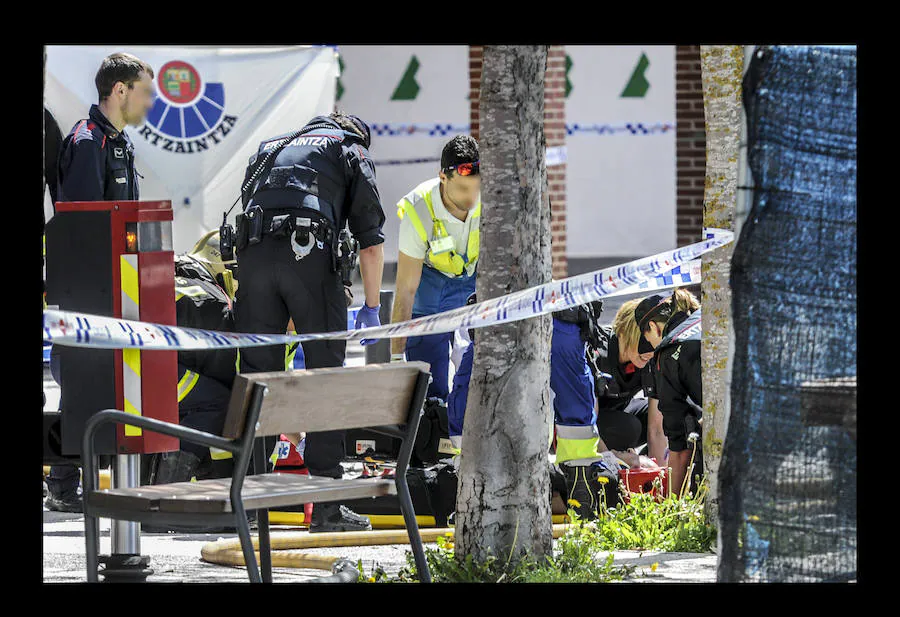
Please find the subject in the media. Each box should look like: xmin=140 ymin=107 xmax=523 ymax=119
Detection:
xmin=634 ymin=294 xmax=667 ymax=331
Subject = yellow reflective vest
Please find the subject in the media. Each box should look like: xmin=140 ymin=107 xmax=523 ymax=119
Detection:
xmin=396 ymin=178 xmax=480 ymax=277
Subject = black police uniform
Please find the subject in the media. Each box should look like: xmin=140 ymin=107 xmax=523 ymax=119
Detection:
xmin=234 ymin=115 xmax=385 ymax=481
xmin=646 ymin=308 xmax=703 ymax=454
xmin=588 ymin=327 xmax=656 ymax=451
xmin=46 ymin=105 xmax=141 ymax=508
xmin=57 ymin=104 xmax=140 ymax=202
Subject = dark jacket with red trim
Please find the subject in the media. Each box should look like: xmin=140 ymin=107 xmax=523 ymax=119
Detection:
xmin=242 ymin=115 xmax=385 ymax=249
xmin=57 ymin=104 xmax=140 ymax=203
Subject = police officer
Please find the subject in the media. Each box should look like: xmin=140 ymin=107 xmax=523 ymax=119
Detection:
xmin=391 ymin=136 xmax=481 ymax=402
xmin=45 ymin=52 xmax=154 ymax=513
xmin=234 ymin=111 xmax=386 ymax=533
xmin=635 ymin=289 xmax=703 ymax=497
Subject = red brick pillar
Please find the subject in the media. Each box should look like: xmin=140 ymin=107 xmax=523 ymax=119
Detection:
xmin=470 ymin=45 xmax=568 ymax=279
xmin=675 ymin=45 xmax=706 ymax=247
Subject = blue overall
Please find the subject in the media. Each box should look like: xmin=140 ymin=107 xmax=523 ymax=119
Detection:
xmin=405 ymin=263 xmax=476 ymax=401
xmin=445 ymin=318 xmax=596 ymax=449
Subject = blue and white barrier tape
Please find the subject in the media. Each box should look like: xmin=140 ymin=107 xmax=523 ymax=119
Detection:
xmin=42 ymin=230 xmax=731 ymax=350
xmin=368 ymin=122 xmax=676 ymax=137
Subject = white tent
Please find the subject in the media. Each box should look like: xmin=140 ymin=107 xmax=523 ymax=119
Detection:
xmin=45 ymin=45 xmax=338 ymax=253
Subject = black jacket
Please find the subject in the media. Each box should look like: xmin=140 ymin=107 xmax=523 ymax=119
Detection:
xmin=174 ymin=255 xmax=237 ymax=389
xmin=589 ymin=326 xmax=654 ymax=412
xmin=57 ymin=104 xmax=140 ymax=203
xmin=243 ymin=115 xmax=385 ymax=249
xmin=648 ymin=309 xmax=703 ymax=418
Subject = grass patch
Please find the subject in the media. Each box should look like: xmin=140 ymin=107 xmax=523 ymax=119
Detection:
xmin=358 ymin=475 xmax=716 ymax=583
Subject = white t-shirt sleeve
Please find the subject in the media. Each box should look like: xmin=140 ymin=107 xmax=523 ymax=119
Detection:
xmin=397 ymin=193 xmax=429 ymax=259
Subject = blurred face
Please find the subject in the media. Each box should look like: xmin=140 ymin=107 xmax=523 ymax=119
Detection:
xmin=119 ymin=72 xmax=155 ymax=126
xmin=642 ymin=321 xmax=664 ymax=350
xmin=440 ymin=170 xmax=481 ymax=211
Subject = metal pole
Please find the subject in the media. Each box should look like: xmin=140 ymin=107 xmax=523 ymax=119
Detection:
xmin=110 ymin=454 xmax=141 ymax=554
xmin=100 ymin=453 xmax=151 ymax=581
xmin=365 ymin=289 xmax=394 ymax=365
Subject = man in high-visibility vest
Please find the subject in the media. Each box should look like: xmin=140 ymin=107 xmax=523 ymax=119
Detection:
xmin=391 ymin=136 xmax=481 ymax=403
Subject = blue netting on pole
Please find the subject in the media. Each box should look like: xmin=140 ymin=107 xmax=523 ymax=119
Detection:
xmin=718 ymin=45 xmax=857 ymax=582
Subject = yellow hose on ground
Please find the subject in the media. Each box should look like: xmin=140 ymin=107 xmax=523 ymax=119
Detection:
xmin=200 ymin=524 xmax=574 ymax=572
xmin=267 ymin=511 xmax=570 ymax=528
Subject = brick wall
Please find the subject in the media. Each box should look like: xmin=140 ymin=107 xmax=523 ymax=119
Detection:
xmin=675 ymin=45 xmax=706 ymax=247
xmin=470 ymin=45 xmax=568 ymax=279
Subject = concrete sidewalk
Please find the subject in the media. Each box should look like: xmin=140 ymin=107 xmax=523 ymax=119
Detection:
xmin=42 ymin=508 xmax=717 ymax=583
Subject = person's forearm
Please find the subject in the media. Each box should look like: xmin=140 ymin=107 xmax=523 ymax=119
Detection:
xmin=390 ymin=289 xmax=416 ymax=355
xmin=647 ymin=428 xmax=668 ymax=468
xmin=358 ymin=244 xmax=384 ymax=309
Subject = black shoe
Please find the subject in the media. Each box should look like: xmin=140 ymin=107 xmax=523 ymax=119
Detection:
xmin=563 ymin=464 xmax=598 ymax=521
xmin=309 ymin=504 xmax=372 ymax=533
xmin=45 ymin=492 xmax=83 ymax=513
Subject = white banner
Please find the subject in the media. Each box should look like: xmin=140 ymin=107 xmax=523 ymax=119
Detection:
xmin=45 ymin=45 xmax=338 ymax=253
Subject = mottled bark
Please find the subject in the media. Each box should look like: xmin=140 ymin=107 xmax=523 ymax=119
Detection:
xmin=456 ymin=45 xmax=553 ymax=565
xmin=699 ymin=45 xmax=743 ymax=524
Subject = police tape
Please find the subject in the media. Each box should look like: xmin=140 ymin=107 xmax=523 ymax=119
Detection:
xmin=42 ymin=229 xmax=732 ymax=351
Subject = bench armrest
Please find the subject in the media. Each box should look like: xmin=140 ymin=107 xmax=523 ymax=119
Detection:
xmin=81 ymin=410 xmax=239 ymax=498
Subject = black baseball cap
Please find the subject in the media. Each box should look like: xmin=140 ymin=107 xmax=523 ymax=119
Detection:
xmin=634 ymin=294 xmax=668 ymax=332
xmin=638 ymin=334 xmax=655 ymax=354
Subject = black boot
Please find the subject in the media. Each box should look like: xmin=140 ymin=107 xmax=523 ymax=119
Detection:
xmin=309 ymin=504 xmax=372 ymax=533
xmin=563 ymin=464 xmax=599 ymax=521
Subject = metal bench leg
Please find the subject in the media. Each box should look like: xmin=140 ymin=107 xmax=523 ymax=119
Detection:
xmin=84 ymin=511 xmax=100 ymax=583
xmin=257 ymin=508 xmax=272 ymax=583
xmin=397 ymin=477 xmax=431 ymax=583
xmin=233 ymin=503 xmax=261 ymax=583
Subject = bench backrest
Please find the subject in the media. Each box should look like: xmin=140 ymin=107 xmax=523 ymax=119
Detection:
xmin=222 ymin=362 xmax=431 ymax=439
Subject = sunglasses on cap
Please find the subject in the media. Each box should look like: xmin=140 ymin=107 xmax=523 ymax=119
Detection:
xmin=443 ymin=161 xmax=480 ymax=176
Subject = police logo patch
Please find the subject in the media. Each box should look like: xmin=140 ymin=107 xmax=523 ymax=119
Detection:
xmin=114 ymin=147 xmax=124 ymax=159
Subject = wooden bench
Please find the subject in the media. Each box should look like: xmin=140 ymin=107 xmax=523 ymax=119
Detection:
xmin=81 ymin=362 xmax=433 ymax=583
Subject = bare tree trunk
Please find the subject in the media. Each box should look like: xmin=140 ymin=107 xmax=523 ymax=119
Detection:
xmin=699 ymin=45 xmax=743 ymax=524
xmin=456 ymin=45 xmax=553 ymax=566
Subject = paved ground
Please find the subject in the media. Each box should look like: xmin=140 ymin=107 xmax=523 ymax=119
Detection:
xmin=42 ymin=508 xmax=718 ymax=583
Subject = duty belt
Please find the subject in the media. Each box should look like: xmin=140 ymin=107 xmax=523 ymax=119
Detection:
xmin=263 ymin=210 xmax=335 ymax=246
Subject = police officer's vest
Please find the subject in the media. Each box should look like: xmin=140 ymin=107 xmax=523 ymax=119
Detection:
xmin=397 ymin=178 xmax=481 ymax=278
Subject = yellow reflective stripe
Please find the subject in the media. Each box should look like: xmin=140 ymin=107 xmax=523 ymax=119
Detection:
xmin=175 ymin=285 xmax=208 ymax=298
xmin=123 ymin=397 xmax=142 ymax=436
xmin=555 ymin=436 xmax=600 ymax=465
xmin=210 ymin=447 xmax=233 ymax=461
xmin=121 ymin=256 xmax=140 ymax=308
xmin=285 ymin=332 xmax=298 ymax=370
xmin=177 ymin=369 xmax=200 ymax=403
xmin=397 ymin=197 xmax=429 ymax=244
xmin=123 ymin=348 xmax=141 ymax=377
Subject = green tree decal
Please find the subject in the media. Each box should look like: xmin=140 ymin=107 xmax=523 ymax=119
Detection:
xmin=621 ymin=52 xmax=650 ymax=98
xmin=565 ymin=54 xmax=573 ymax=98
xmin=391 ymin=56 xmax=421 ymax=101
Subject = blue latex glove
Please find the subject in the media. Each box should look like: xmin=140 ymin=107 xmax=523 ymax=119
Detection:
xmin=355 ymin=303 xmax=381 ymax=345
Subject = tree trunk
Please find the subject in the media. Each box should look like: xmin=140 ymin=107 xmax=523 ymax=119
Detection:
xmin=456 ymin=45 xmax=553 ymax=566
xmin=699 ymin=45 xmax=743 ymax=525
